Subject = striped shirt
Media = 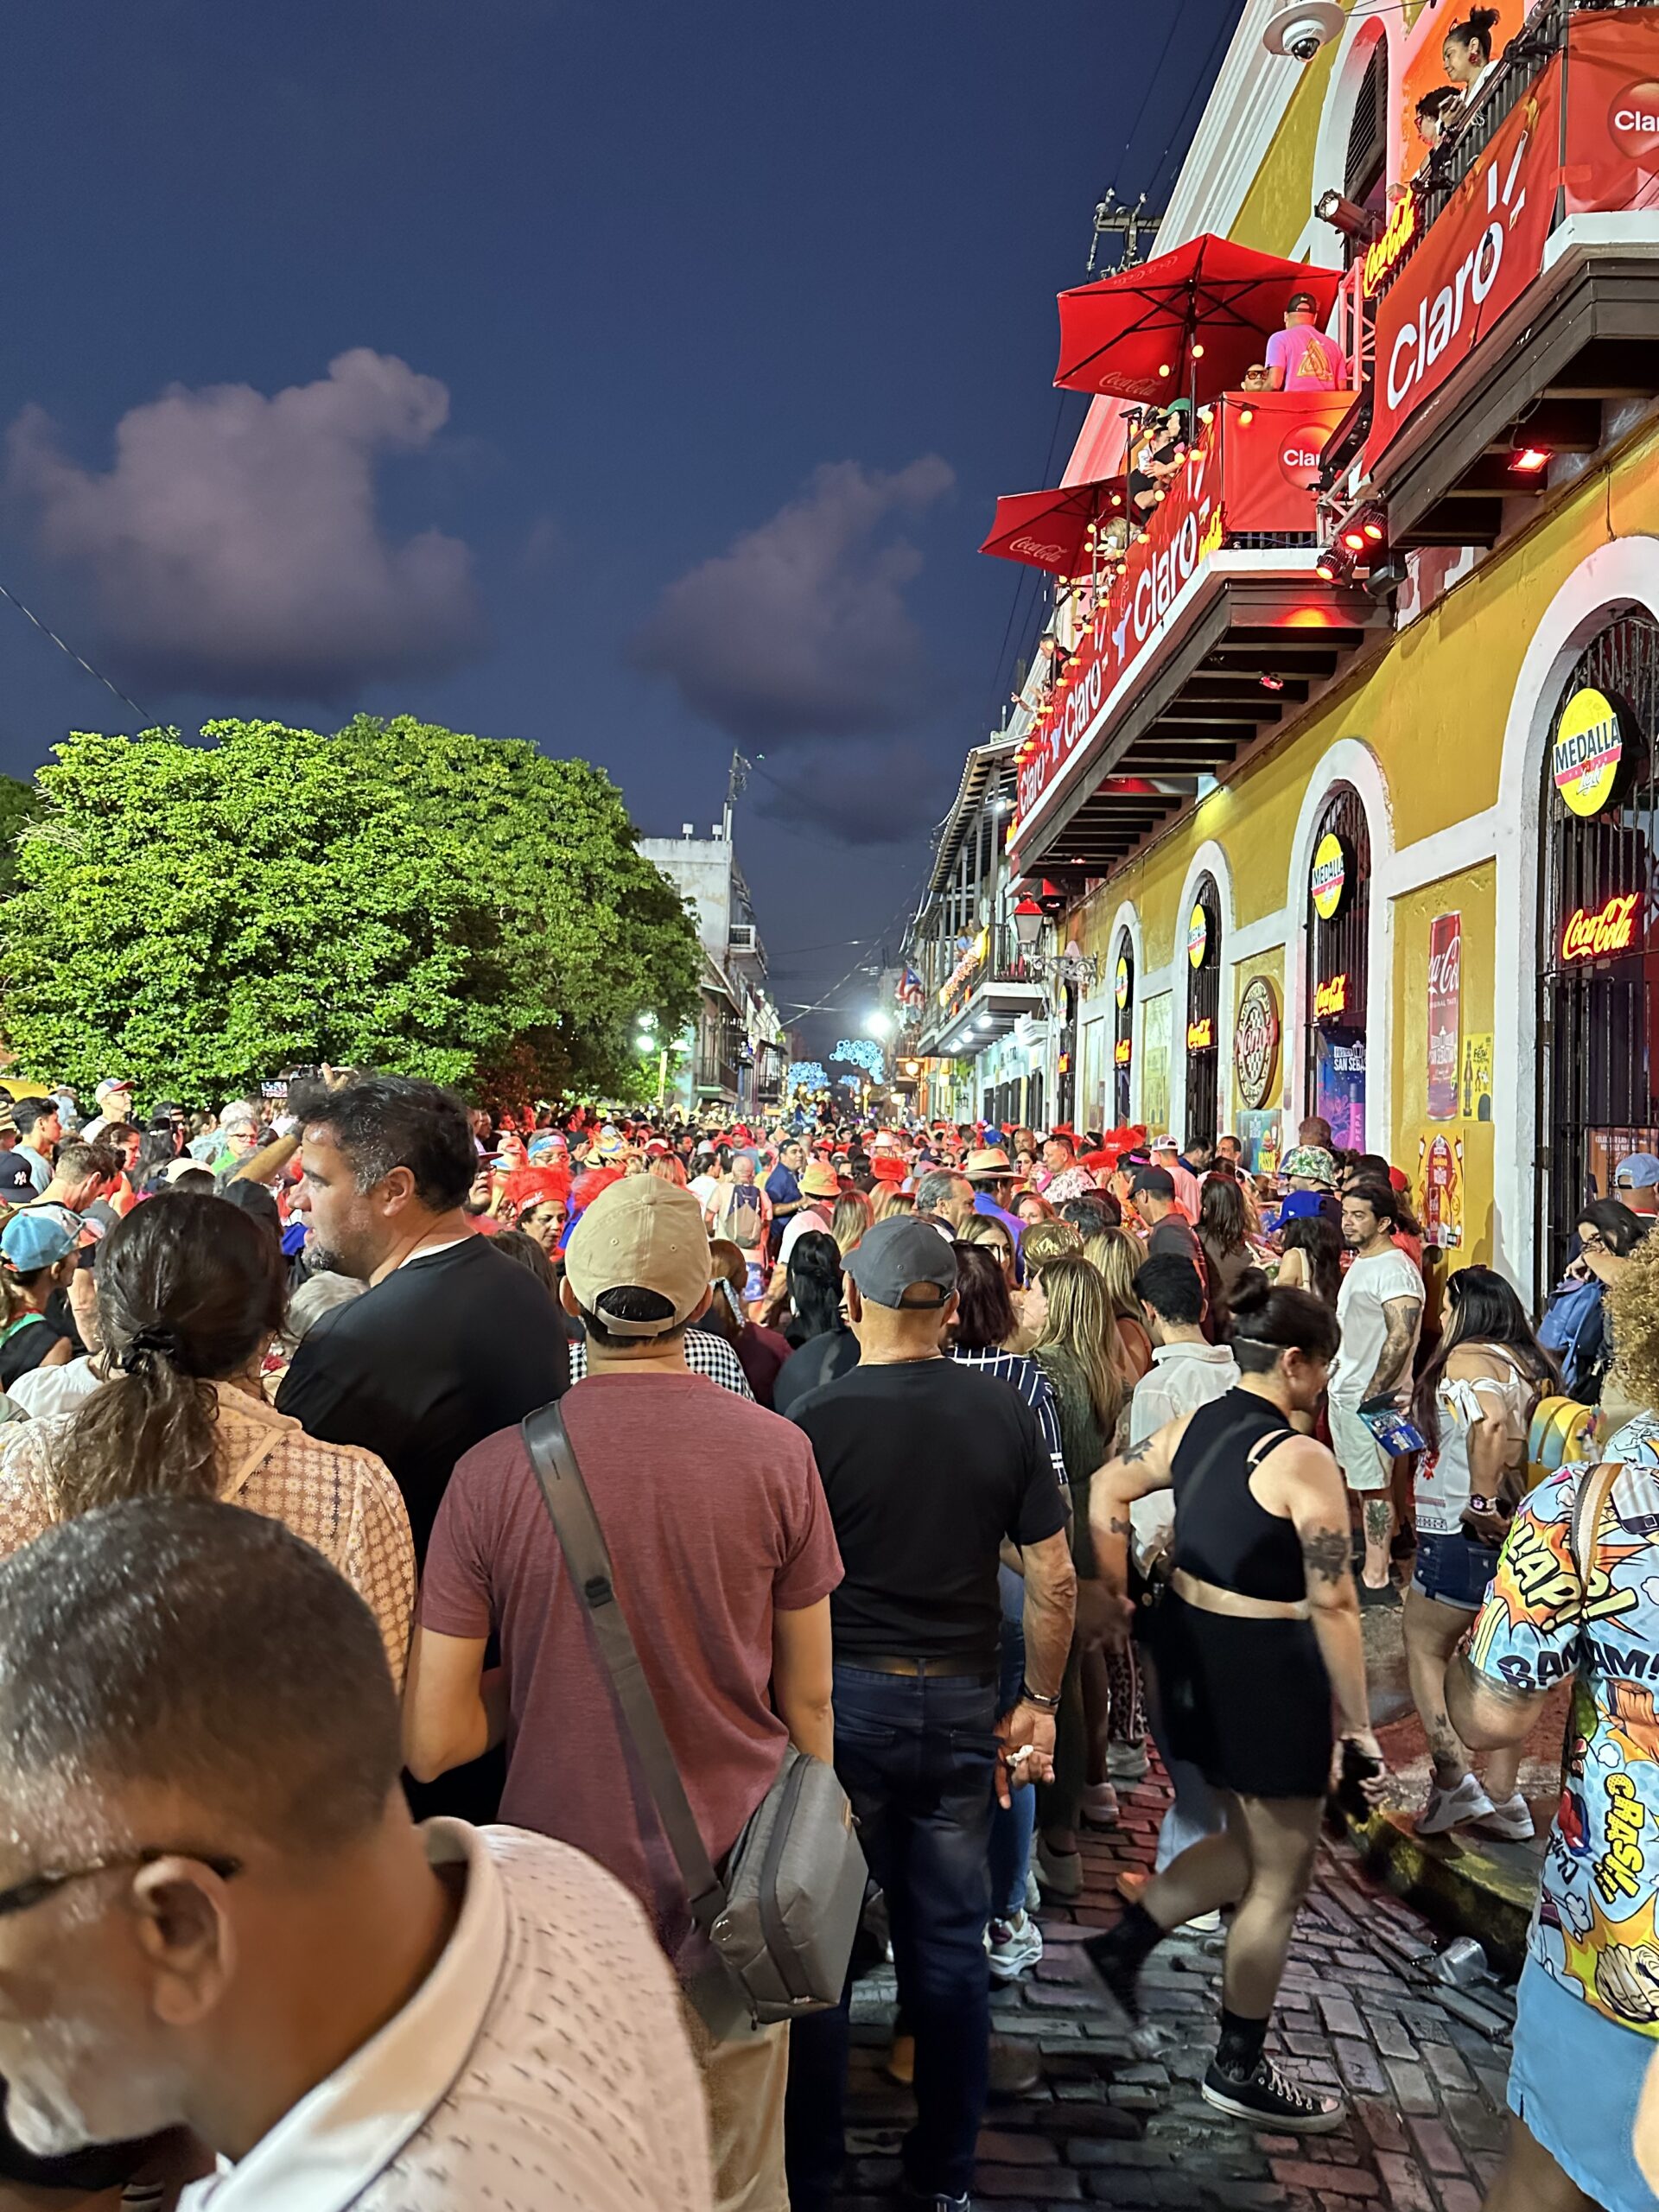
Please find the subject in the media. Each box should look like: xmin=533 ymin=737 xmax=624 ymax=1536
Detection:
xmin=567 ymin=1329 xmax=754 ymax=1399
xmin=950 ymin=1346 xmax=1068 ymax=1490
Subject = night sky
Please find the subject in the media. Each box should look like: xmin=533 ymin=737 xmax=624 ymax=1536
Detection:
xmin=0 ymin=3 xmax=1237 ymax=1055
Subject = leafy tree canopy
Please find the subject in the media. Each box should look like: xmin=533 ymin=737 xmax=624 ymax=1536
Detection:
xmin=0 ymin=777 xmax=41 ymax=903
xmin=0 ymin=716 xmax=701 ymax=1107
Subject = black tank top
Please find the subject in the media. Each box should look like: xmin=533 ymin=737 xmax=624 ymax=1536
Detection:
xmin=1170 ymin=1388 xmax=1305 ymax=1604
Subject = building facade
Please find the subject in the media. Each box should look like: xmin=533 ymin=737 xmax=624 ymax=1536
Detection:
xmin=934 ymin=0 xmax=1659 ymax=1298
xmin=639 ymin=823 xmax=787 ymax=1116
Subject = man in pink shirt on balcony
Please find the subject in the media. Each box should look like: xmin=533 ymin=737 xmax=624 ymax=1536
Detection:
xmin=1264 ymin=292 xmax=1344 ymax=391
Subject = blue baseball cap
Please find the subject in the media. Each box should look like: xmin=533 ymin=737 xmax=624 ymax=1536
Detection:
xmin=1615 ymin=1154 xmax=1659 ymax=1192
xmin=2 ymin=1205 xmax=79 ymax=1271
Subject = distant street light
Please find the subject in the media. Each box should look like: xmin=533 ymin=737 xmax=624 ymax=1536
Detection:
xmin=868 ymin=1010 xmax=893 ymax=1037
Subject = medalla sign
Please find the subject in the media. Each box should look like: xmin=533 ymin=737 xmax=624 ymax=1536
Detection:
xmin=1552 ymin=686 xmax=1624 ymax=817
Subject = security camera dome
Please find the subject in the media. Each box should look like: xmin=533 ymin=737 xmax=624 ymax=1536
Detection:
xmin=1263 ymin=3 xmax=1346 ymax=61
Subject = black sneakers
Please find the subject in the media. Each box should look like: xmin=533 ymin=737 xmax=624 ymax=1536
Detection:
xmin=1081 ymin=1920 xmax=1148 ymax=2023
xmin=1202 ymin=2052 xmax=1345 ymax=2132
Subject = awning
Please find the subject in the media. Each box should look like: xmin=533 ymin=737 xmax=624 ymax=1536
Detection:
xmin=1054 ymin=234 xmax=1343 ymax=405
xmin=979 ymin=477 xmax=1128 ymax=575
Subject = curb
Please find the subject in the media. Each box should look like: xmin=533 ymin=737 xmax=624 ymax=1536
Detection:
xmin=1338 ymin=1802 xmax=1535 ymax=1976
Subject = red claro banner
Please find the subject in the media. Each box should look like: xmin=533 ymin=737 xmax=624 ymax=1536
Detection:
xmin=1564 ymin=8 xmax=1659 ymax=214
xmin=1011 ymin=393 xmax=1350 ymax=844
xmin=1370 ymin=58 xmax=1562 ymax=465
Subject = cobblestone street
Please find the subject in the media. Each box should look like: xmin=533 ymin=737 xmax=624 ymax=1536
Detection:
xmin=833 ymin=1777 xmax=1516 ymax=2210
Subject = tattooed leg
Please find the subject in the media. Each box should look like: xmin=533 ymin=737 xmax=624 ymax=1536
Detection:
xmin=1361 ymin=1495 xmax=1394 ymax=1590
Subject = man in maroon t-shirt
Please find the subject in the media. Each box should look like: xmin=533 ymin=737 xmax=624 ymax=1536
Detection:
xmin=406 ymin=1175 xmax=842 ymax=2212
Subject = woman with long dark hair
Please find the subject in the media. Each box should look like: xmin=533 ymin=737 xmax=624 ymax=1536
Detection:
xmin=1090 ymin=1280 xmax=1385 ymax=2131
xmin=1199 ymin=1175 xmax=1265 ymax=1328
xmin=770 ymin=1230 xmax=859 ymax=1414
xmin=0 ymin=1192 xmax=416 ymax=1681
xmin=1404 ymin=1266 xmax=1556 ymax=1840
xmin=1275 ymin=1214 xmax=1344 ymax=1307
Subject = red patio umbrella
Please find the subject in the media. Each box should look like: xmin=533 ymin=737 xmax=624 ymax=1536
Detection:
xmin=979 ymin=477 xmax=1129 ymax=575
xmin=1055 ymin=234 xmax=1344 ymax=405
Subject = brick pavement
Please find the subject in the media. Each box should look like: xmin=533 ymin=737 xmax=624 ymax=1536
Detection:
xmin=830 ymin=1777 xmax=1517 ymax=2210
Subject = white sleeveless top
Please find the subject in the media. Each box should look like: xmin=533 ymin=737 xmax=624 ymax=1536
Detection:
xmin=1414 ymin=1345 xmax=1533 ymax=1538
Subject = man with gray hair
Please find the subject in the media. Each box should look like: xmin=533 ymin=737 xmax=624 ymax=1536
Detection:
xmin=0 ymin=1497 xmax=712 ymax=2208
xmin=913 ymin=1166 xmax=976 ymax=1240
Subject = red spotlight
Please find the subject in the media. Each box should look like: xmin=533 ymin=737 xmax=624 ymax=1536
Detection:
xmin=1362 ymin=519 xmax=1385 ymax=543
xmin=1342 ymin=528 xmax=1366 ymax=552
xmin=1510 ymin=444 xmax=1550 ymax=474
xmin=1315 ymin=556 xmax=1338 ymax=582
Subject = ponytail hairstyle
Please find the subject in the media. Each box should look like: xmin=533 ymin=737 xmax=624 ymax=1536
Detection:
xmin=51 ymin=1192 xmax=285 ymax=1522
xmin=1447 ymin=7 xmax=1499 ymax=61
xmin=1228 ymin=1273 xmax=1340 ymax=1376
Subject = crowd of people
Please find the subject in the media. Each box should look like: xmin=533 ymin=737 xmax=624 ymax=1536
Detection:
xmin=0 ymin=1071 xmax=1656 ymax=2208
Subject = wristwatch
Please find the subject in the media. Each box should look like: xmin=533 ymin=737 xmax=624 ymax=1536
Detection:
xmin=1019 ymin=1681 xmax=1062 ymax=1712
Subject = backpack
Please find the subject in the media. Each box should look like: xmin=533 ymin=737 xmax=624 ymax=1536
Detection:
xmin=1526 ymin=1394 xmax=1599 ymax=1494
xmin=724 ymin=1186 xmax=765 ymax=1251
xmin=1537 ymin=1274 xmax=1608 ymax=1400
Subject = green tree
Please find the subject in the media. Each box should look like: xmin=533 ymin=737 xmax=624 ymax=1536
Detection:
xmin=0 ymin=716 xmax=700 ymax=1105
xmin=0 ymin=776 xmax=41 ymax=903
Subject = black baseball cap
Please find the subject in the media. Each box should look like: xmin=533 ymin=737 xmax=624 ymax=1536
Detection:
xmin=842 ymin=1216 xmax=958 ymax=1311
xmin=1129 ymin=1166 xmax=1176 ymax=1199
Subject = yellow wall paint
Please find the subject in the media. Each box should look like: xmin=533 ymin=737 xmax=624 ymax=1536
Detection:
xmin=1229 ymin=41 xmax=1341 ymax=258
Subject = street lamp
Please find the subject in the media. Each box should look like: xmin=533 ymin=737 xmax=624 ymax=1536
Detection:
xmin=868 ymin=1009 xmax=893 ymax=1037
xmin=1013 ymin=897 xmax=1046 ymax=951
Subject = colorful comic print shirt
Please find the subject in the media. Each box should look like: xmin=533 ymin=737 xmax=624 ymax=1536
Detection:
xmin=1471 ymin=1414 xmax=1659 ymax=2037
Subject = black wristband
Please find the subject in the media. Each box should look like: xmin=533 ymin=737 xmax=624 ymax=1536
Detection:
xmin=1020 ymin=1681 xmax=1062 ymax=1712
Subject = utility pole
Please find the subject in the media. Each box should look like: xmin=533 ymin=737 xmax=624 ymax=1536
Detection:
xmin=722 ymin=748 xmax=752 ymax=844
xmin=1087 ymin=190 xmax=1161 ymax=276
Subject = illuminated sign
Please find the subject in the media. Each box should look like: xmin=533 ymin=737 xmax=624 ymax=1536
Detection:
xmin=1362 ymin=189 xmax=1417 ymax=297
xmin=1114 ymin=955 xmax=1130 ymax=1009
xmin=1186 ymin=1017 xmax=1215 ymax=1051
xmin=1311 ymin=830 xmax=1350 ymax=921
xmin=1560 ymin=891 xmax=1642 ymax=963
xmin=1315 ymin=972 xmax=1349 ymax=1019
xmin=1114 ymin=1037 xmax=1132 ymax=1067
xmin=1187 ymin=903 xmax=1210 ymax=969
xmin=1235 ymin=976 xmax=1281 ymax=1109
xmin=1553 ymin=685 xmax=1624 ymax=817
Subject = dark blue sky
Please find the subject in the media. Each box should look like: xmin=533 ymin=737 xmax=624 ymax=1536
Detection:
xmin=0 ymin=2 xmax=1236 ymax=1050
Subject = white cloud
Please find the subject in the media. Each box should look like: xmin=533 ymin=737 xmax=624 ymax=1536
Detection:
xmin=8 ymin=348 xmax=485 ymax=698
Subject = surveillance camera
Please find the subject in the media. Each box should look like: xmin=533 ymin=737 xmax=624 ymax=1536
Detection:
xmin=1263 ymin=2 xmax=1345 ymax=61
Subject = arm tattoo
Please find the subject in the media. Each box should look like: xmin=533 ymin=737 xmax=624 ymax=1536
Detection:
xmin=1105 ymin=1512 xmax=1134 ymax=1543
xmin=1300 ymin=1525 xmax=1351 ymax=1586
xmin=1121 ymin=1436 xmax=1155 ymax=1465
xmin=1364 ymin=1299 xmax=1421 ymax=1400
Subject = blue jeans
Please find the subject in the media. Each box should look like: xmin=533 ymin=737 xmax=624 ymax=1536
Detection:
xmin=989 ymin=1572 xmax=1035 ymax=1920
xmin=785 ymin=1662 xmax=999 ymax=2207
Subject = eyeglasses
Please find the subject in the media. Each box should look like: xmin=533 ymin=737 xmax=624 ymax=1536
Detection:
xmin=0 ymin=1847 xmax=242 ymax=1920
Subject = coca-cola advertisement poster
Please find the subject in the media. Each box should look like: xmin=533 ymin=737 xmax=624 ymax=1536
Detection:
xmin=1427 ymin=913 xmax=1461 ymax=1122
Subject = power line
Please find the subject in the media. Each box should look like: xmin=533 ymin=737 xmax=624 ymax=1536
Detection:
xmin=0 ymin=578 xmax=148 ymax=719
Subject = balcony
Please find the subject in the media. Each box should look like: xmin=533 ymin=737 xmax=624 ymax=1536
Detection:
xmin=916 ymin=924 xmax=1049 ymax=1058
xmin=1007 ymin=392 xmax=1383 ymax=884
xmin=1333 ymin=3 xmax=1659 ymax=550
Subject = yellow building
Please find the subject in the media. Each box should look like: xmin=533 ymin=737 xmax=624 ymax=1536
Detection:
xmin=976 ymin=0 xmax=1659 ymax=1301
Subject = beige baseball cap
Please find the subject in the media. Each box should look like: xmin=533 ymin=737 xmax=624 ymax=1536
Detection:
xmin=563 ymin=1176 xmax=711 ymax=1338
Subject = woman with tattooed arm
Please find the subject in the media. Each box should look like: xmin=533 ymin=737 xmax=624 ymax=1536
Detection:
xmin=1082 ymin=1279 xmax=1387 ymax=2133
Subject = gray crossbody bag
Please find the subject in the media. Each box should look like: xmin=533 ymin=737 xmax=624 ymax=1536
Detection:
xmin=521 ymin=1402 xmax=868 ymax=2037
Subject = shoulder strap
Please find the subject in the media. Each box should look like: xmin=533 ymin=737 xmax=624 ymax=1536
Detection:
xmin=519 ymin=1402 xmax=727 ymax=1936
xmin=1569 ymin=1459 xmax=1624 ymax=1586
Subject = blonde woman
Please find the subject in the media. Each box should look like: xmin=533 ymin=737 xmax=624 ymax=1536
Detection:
xmin=872 ymin=1184 xmax=916 ymax=1223
xmin=1019 ymin=1219 xmax=1084 ymax=1345
xmin=1084 ymin=1227 xmax=1155 ymax=1383
xmin=1031 ymin=1251 xmax=1127 ymax=1897
xmin=831 ymin=1189 xmax=874 ymax=1256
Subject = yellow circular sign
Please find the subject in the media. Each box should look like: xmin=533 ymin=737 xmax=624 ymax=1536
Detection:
xmin=1311 ymin=830 xmax=1348 ymax=921
xmin=1187 ymin=903 xmax=1209 ymax=969
xmin=1553 ymin=686 xmax=1624 ymax=817
xmin=1114 ymin=955 xmax=1129 ymax=1009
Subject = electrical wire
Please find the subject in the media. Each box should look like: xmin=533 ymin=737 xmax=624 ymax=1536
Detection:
xmin=0 ymin=577 xmax=148 ymax=719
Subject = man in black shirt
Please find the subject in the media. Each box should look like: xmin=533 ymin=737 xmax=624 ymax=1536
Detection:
xmin=276 ymin=1077 xmax=568 ymax=1557
xmin=785 ymin=1217 xmax=1074 ymax=2212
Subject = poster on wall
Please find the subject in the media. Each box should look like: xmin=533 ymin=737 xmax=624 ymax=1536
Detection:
xmin=1427 ymin=913 xmax=1462 ymax=1122
xmin=1460 ymin=1033 xmax=1492 ymax=1122
xmin=1141 ymin=995 xmax=1172 ymax=1140
xmin=1233 ymin=976 xmax=1281 ymax=1113
xmin=1236 ymin=1110 xmax=1282 ymax=1177
xmin=1314 ymin=1031 xmax=1365 ymax=1153
xmin=1419 ymin=1131 xmax=1465 ymax=1250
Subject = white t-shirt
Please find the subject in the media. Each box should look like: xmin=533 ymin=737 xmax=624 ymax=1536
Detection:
xmin=688 ymin=1173 xmax=721 ymax=1211
xmin=7 ymin=1354 xmax=103 ymax=1421
xmin=1330 ymin=1248 xmax=1425 ymax=1411
xmin=1128 ymin=1342 xmax=1241 ymax=1559
xmin=779 ymin=1202 xmax=834 ymax=1263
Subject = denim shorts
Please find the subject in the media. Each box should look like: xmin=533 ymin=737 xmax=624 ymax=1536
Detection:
xmin=1413 ymin=1529 xmax=1501 ymax=1611
xmin=1509 ymin=1955 xmax=1659 ymax=2212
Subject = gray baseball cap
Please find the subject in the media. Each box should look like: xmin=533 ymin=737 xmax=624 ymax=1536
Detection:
xmin=842 ymin=1215 xmax=958 ymax=1311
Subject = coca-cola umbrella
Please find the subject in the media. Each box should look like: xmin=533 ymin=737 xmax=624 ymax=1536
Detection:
xmin=979 ymin=477 xmax=1128 ymax=575
xmin=1054 ymin=234 xmax=1343 ymax=405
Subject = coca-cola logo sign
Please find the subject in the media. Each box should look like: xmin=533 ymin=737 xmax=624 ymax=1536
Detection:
xmin=1008 ymin=533 xmax=1070 ymax=566
xmin=1427 ymin=932 xmax=1461 ymax=1000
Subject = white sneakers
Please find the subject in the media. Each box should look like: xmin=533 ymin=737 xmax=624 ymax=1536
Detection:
xmin=1417 ymin=1774 xmax=1535 ymax=1840
xmin=988 ymin=1910 xmax=1045 ymax=1980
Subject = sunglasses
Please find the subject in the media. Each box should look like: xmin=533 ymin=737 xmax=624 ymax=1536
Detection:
xmin=0 ymin=1847 xmax=241 ymax=1921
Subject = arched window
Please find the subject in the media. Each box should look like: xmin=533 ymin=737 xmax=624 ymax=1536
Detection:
xmin=1185 ymin=875 xmax=1222 ymax=1149
xmin=1113 ymin=932 xmax=1135 ymax=1125
xmin=1306 ymin=783 xmax=1371 ymax=1153
xmin=1537 ymin=614 xmax=1659 ymax=1294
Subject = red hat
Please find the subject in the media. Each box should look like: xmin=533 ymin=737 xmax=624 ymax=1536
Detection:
xmin=871 ymin=1155 xmax=908 ymax=1184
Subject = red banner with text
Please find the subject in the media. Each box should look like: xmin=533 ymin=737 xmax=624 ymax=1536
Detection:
xmin=1011 ymin=391 xmax=1351 ymax=848
xmin=1370 ymin=59 xmax=1562 ymax=467
xmin=1565 ymin=9 xmax=1659 ymax=213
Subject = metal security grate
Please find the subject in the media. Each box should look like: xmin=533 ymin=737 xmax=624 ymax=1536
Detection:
xmin=1185 ymin=875 xmax=1222 ymax=1149
xmin=1537 ymin=613 xmax=1659 ymax=1298
xmin=1115 ymin=933 xmax=1135 ymax=1126
xmin=1344 ymin=39 xmax=1389 ymax=216
xmin=1305 ymin=782 xmax=1372 ymax=1122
